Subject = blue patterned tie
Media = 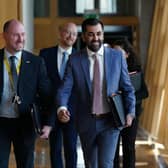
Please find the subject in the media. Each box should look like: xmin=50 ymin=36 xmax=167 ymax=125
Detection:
xmin=10 ymin=56 xmax=18 ymax=91
xmin=92 ymin=54 xmax=103 ymax=114
xmin=60 ymin=52 xmax=67 ymax=79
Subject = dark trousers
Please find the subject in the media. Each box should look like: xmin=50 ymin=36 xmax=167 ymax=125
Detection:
xmin=0 ymin=117 xmax=36 ymax=168
xmin=114 ymin=118 xmax=138 ymax=168
xmin=49 ymin=119 xmax=78 ymax=168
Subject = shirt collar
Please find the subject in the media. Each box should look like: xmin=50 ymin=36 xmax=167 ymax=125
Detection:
xmin=87 ymin=45 xmax=104 ymax=58
xmin=5 ymin=49 xmax=22 ymax=61
xmin=58 ymin=46 xmax=72 ymax=56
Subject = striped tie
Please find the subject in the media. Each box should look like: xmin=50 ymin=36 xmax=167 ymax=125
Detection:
xmin=9 ymin=56 xmax=18 ymax=91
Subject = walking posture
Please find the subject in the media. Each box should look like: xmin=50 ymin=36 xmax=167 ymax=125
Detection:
xmin=39 ymin=22 xmax=78 ymax=168
xmin=113 ymin=39 xmax=149 ymax=168
xmin=56 ymin=18 xmax=136 ymax=168
xmin=0 ymin=19 xmax=52 ymax=168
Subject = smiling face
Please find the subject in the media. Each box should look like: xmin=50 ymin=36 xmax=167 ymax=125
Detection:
xmin=59 ymin=23 xmax=78 ymax=49
xmin=82 ymin=23 xmax=104 ymax=52
xmin=3 ymin=20 xmax=26 ymax=54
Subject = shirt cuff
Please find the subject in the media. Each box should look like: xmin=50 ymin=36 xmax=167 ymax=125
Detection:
xmin=57 ymin=106 xmax=67 ymax=115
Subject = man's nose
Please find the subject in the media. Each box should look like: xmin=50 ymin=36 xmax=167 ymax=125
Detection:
xmin=93 ymin=34 xmax=98 ymax=40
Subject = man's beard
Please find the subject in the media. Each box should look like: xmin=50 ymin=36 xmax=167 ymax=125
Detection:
xmin=87 ymin=40 xmax=102 ymax=52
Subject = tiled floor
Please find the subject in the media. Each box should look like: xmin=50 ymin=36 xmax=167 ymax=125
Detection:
xmin=9 ymin=128 xmax=163 ymax=168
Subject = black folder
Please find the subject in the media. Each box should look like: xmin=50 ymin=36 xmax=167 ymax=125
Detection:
xmin=31 ymin=103 xmax=42 ymax=135
xmin=108 ymin=94 xmax=125 ymax=127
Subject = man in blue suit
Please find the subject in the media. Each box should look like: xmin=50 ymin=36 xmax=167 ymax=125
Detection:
xmin=0 ymin=19 xmax=52 ymax=168
xmin=57 ymin=18 xmax=136 ymax=168
xmin=39 ymin=22 xmax=78 ymax=168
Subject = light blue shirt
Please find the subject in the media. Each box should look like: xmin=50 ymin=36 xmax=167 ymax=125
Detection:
xmin=57 ymin=46 xmax=72 ymax=75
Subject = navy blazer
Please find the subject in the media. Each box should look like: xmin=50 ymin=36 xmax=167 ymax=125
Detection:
xmin=0 ymin=48 xmax=51 ymax=125
xmin=39 ymin=46 xmax=77 ymax=125
xmin=57 ymin=47 xmax=136 ymax=133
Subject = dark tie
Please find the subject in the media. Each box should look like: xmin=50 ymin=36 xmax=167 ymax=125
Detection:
xmin=60 ymin=52 xmax=67 ymax=79
xmin=9 ymin=56 xmax=18 ymax=91
xmin=92 ymin=54 xmax=103 ymax=114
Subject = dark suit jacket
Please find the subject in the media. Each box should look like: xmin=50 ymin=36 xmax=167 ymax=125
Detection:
xmin=39 ymin=46 xmax=76 ymax=126
xmin=57 ymin=47 xmax=136 ymax=133
xmin=0 ymin=48 xmax=51 ymax=126
xmin=130 ymin=71 xmax=149 ymax=116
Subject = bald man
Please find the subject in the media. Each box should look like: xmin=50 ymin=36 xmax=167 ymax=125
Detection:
xmin=39 ymin=22 xmax=78 ymax=168
xmin=0 ymin=19 xmax=52 ymax=168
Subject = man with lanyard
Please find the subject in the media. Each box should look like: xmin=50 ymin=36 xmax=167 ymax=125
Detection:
xmin=0 ymin=19 xmax=52 ymax=168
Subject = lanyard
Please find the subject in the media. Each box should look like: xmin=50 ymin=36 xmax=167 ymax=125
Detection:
xmin=4 ymin=56 xmax=21 ymax=90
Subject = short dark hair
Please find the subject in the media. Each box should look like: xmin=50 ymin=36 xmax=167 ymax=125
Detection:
xmin=81 ymin=18 xmax=104 ymax=33
xmin=3 ymin=19 xmax=13 ymax=32
xmin=113 ymin=39 xmax=141 ymax=71
xmin=113 ymin=39 xmax=134 ymax=54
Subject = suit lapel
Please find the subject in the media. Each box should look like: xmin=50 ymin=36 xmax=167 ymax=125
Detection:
xmin=80 ymin=49 xmax=92 ymax=94
xmin=0 ymin=49 xmax=4 ymax=100
xmin=104 ymin=47 xmax=113 ymax=94
xmin=18 ymin=51 xmax=32 ymax=86
xmin=50 ymin=46 xmax=59 ymax=78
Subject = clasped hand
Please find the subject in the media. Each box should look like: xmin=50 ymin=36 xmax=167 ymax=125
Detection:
xmin=58 ymin=109 xmax=70 ymax=123
xmin=125 ymin=114 xmax=134 ymax=127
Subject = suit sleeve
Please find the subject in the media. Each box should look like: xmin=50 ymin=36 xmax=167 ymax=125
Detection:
xmin=119 ymin=55 xmax=136 ymax=117
xmin=56 ymin=57 xmax=74 ymax=108
xmin=39 ymin=50 xmax=58 ymax=126
xmin=135 ymin=72 xmax=149 ymax=101
xmin=37 ymin=58 xmax=53 ymax=126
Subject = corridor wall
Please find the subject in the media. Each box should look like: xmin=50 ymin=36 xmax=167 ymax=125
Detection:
xmin=0 ymin=0 xmax=21 ymax=48
xmin=140 ymin=0 xmax=168 ymax=148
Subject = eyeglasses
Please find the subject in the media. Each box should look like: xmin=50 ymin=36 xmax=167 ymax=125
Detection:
xmin=63 ymin=30 xmax=78 ymax=37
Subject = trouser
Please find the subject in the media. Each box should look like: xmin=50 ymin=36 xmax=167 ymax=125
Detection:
xmin=0 ymin=117 xmax=36 ymax=168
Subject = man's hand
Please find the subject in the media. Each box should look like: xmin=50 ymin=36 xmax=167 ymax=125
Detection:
xmin=125 ymin=114 xmax=134 ymax=127
xmin=58 ymin=109 xmax=70 ymax=123
xmin=40 ymin=125 xmax=52 ymax=139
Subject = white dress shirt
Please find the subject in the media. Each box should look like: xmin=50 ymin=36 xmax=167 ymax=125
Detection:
xmin=86 ymin=45 xmax=104 ymax=83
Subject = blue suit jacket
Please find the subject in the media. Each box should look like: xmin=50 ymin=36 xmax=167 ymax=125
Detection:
xmin=39 ymin=46 xmax=77 ymax=126
xmin=0 ymin=48 xmax=51 ymax=125
xmin=57 ymin=47 xmax=136 ymax=133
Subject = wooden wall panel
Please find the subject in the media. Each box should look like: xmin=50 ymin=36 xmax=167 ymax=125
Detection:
xmin=0 ymin=0 xmax=22 ymax=48
xmin=140 ymin=0 xmax=168 ymax=149
xmin=0 ymin=33 xmax=4 ymax=48
xmin=34 ymin=16 xmax=139 ymax=51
